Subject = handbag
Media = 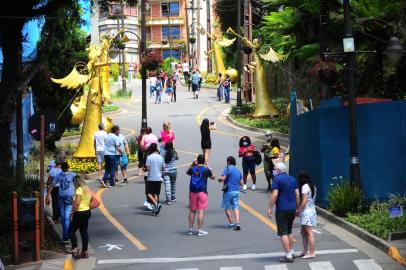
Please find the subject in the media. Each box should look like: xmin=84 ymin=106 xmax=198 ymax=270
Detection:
xmin=119 ymin=154 xmax=129 ymax=167
xmin=222 ymin=166 xmax=229 ymax=192
xmin=88 ymin=189 xmax=101 ymax=209
xmin=253 ymin=150 xmax=262 ymax=165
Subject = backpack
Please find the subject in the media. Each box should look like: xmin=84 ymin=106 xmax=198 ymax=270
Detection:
xmin=253 ymin=150 xmax=262 ymax=165
xmin=189 ymin=166 xmax=207 ymax=193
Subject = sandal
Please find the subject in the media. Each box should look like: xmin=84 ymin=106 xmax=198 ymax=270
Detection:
xmin=70 ymin=247 xmax=79 ymax=257
xmin=77 ymin=251 xmax=89 ymax=259
xmin=302 ymin=254 xmax=316 ymax=259
xmin=299 ymin=251 xmax=308 ymax=257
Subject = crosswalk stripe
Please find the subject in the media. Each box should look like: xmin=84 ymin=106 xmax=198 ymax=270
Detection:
xmin=353 ymin=259 xmax=383 ymax=270
xmin=220 ymin=267 xmax=243 ymax=270
xmin=309 ymin=261 xmax=335 ymax=270
xmin=264 ymin=264 xmax=288 ymax=270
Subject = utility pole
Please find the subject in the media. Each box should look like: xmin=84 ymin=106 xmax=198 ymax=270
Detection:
xmin=191 ymin=0 xmax=196 ymax=69
xmin=16 ymin=90 xmax=24 ymax=183
xmin=196 ymin=0 xmax=201 ymax=70
xmin=185 ymin=0 xmax=192 ymax=91
xmin=120 ymin=0 xmax=127 ymax=91
xmin=236 ymin=0 xmax=243 ymax=112
xmin=141 ymin=0 xmax=147 ymax=128
xmin=206 ymin=0 xmax=212 ymax=73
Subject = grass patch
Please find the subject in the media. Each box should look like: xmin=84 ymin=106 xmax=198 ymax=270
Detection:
xmin=229 ymin=99 xmax=289 ymax=134
xmin=102 ymin=104 xmax=120 ymax=113
xmin=346 ymin=194 xmax=406 ymax=240
xmin=112 ymin=89 xmax=132 ymax=99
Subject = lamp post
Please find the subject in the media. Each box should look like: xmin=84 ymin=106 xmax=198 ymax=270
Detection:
xmin=342 ymin=0 xmax=361 ymax=188
xmin=141 ymin=0 xmax=147 ymax=128
xmin=236 ymin=0 xmax=243 ymax=114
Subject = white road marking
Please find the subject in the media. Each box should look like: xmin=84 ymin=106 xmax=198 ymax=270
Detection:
xmin=99 ymin=244 xmax=124 ymax=251
xmin=309 ymin=261 xmax=335 ymax=270
xmin=97 ymin=248 xmax=358 ymax=264
xmin=313 ymin=229 xmax=322 ymax=234
xmin=220 ymin=267 xmax=242 ymax=270
xmin=264 ymin=264 xmax=288 ymax=270
xmin=353 ymin=259 xmax=383 ymax=270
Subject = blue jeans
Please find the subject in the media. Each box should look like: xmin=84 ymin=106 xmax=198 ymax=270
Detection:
xmin=155 ymin=91 xmax=161 ymax=103
xmin=217 ymin=85 xmax=223 ymax=100
xmin=58 ymin=195 xmax=73 ymax=241
xmin=104 ymin=155 xmax=118 ymax=186
xmin=224 ymin=88 xmax=230 ymax=103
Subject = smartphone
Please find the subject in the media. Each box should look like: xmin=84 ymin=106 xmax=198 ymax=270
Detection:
xmin=210 ymin=122 xmax=215 ymax=125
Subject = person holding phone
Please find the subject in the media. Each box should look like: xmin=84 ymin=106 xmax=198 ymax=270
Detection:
xmin=200 ymin=118 xmax=216 ymax=164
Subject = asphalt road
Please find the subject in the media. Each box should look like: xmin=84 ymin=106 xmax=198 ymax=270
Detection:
xmin=82 ymin=80 xmax=402 ymax=270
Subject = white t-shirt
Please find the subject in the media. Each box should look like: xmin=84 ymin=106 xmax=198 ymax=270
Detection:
xmin=94 ymin=130 xmax=107 ymax=152
xmin=182 ymin=63 xmax=189 ymax=72
xmin=146 ymin=153 xmax=164 ymax=181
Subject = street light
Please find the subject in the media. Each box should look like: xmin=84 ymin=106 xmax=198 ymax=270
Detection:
xmin=235 ymin=0 xmax=243 ymax=114
xmin=341 ymin=0 xmax=404 ymax=189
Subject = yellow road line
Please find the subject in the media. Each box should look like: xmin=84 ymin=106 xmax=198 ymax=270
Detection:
xmin=121 ymin=127 xmax=136 ymax=138
xmin=195 ymin=106 xmax=279 ymax=232
xmin=96 ymin=188 xmax=147 ymax=251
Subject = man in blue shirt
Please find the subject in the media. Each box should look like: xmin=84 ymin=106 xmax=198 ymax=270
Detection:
xmin=103 ymin=125 xmax=122 ymax=187
xmin=219 ymin=156 xmax=243 ymax=230
xmin=46 ymin=162 xmax=76 ymax=244
xmin=268 ymin=162 xmax=300 ymax=263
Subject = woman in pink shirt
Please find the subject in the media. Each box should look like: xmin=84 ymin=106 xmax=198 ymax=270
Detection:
xmin=141 ymin=127 xmax=158 ymax=151
xmin=160 ymin=121 xmax=176 ymax=146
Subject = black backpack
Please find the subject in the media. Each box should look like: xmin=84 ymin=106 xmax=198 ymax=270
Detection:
xmin=253 ymin=150 xmax=262 ymax=165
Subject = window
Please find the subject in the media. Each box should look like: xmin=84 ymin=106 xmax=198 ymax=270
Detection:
xmin=161 ymin=2 xmax=180 ymax=17
xmin=163 ymin=49 xmax=181 ymax=60
xmin=162 ymin=26 xmax=180 ymax=40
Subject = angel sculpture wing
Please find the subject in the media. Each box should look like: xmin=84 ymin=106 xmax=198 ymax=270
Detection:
xmin=216 ymin=36 xmax=236 ymax=47
xmin=259 ymin=47 xmax=283 ymax=63
xmin=51 ymin=63 xmax=90 ymax=90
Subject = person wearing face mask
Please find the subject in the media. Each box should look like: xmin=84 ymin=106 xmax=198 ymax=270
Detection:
xmin=238 ymin=136 xmax=257 ymax=192
xmin=46 ymin=162 xmax=76 ymax=245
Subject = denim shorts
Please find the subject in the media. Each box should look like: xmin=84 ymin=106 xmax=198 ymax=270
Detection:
xmin=222 ymin=191 xmax=240 ymax=209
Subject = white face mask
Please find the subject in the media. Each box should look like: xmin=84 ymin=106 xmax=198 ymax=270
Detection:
xmin=242 ymin=141 xmax=249 ymax=146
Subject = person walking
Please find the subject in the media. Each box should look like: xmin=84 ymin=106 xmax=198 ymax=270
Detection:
xmin=160 ymin=121 xmax=175 ymax=149
xmin=47 ymin=151 xmax=66 ymax=223
xmin=200 ymin=118 xmax=216 ymax=164
xmin=46 ymin=162 xmax=76 ymax=245
xmin=69 ymin=175 xmax=92 ymax=259
xmin=154 ymin=78 xmax=163 ymax=104
xmin=187 ymin=154 xmax=215 ymax=236
xmin=261 ymin=131 xmax=279 ymax=191
xmin=165 ymin=76 xmax=174 ymax=103
xmin=137 ymin=128 xmax=147 ymax=176
xmin=238 ymin=136 xmax=257 ymax=192
xmin=161 ymin=142 xmax=179 ymax=204
xmin=190 ymin=70 xmax=200 ymax=99
xmin=94 ymin=123 xmax=107 ymax=187
xmin=172 ymin=68 xmax=179 ymax=102
xmin=103 ymin=125 xmax=122 ymax=187
xmin=217 ymin=73 xmax=224 ymax=101
xmin=297 ymin=171 xmax=317 ymax=259
xmin=116 ymin=129 xmax=130 ymax=184
xmin=268 ymin=162 xmax=300 ymax=263
xmin=144 ymin=143 xmax=165 ymax=216
xmin=218 ymin=156 xmax=243 ymax=230
xmin=223 ymin=74 xmax=232 ymax=103
xmin=197 ymin=69 xmax=203 ymax=90
xmin=141 ymin=127 xmax=158 ymax=152
xmin=182 ymin=61 xmax=190 ymax=85
xmin=149 ymin=75 xmax=157 ymax=97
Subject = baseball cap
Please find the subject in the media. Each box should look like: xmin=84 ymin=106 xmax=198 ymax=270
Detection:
xmin=265 ymin=130 xmax=272 ymax=137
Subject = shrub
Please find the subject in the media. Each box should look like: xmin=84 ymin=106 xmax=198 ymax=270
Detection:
xmin=128 ymin=137 xmax=138 ymax=154
xmin=63 ymin=127 xmax=82 ymax=137
xmin=328 ymin=177 xmax=363 ymax=217
xmin=347 ymin=194 xmax=406 ymax=239
xmin=163 ymin=57 xmax=180 ymax=76
xmin=112 ymin=89 xmax=132 ymax=99
xmin=205 ymin=73 xmax=218 ymax=84
xmin=110 ymin=63 xmax=120 ymax=81
xmin=67 ymin=158 xmax=98 ymax=174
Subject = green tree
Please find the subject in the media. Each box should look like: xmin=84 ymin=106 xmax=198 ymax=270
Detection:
xmin=30 ymin=2 xmax=88 ymax=150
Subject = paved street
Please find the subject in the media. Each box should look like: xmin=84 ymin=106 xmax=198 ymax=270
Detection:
xmin=82 ymin=81 xmax=401 ymax=270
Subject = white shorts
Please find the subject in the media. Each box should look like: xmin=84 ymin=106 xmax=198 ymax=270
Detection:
xmin=96 ymin=151 xmax=104 ymax=164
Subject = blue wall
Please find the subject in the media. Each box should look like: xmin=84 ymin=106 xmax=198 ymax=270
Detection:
xmin=289 ymin=93 xmax=406 ymax=205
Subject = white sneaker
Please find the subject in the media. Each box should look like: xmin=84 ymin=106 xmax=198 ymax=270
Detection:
xmin=188 ymin=228 xmax=194 ymax=236
xmin=251 ymin=184 xmax=256 ymax=190
xmin=143 ymin=201 xmax=153 ymax=211
xmin=242 ymin=185 xmax=247 ymax=193
xmin=197 ymin=229 xmax=208 ymax=236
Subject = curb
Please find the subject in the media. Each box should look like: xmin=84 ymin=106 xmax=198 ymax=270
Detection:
xmin=316 ymin=206 xmax=406 ymax=267
xmin=225 ymin=113 xmax=289 ymax=141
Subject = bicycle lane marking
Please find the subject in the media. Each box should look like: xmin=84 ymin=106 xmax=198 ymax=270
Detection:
xmin=195 ymin=105 xmax=278 ymax=232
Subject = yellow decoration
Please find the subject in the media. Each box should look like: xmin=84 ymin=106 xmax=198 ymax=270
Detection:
xmin=52 ymin=36 xmax=118 ymax=158
xmin=225 ymin=68 xmax=238 ymax=83
xmin=103 ymin=117 xmax=113 ymax=133
xmin=227 ymin=27 xmax=283 ymax=117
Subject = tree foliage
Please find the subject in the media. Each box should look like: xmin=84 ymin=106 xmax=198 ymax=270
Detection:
xmin=30 ymin=1 xmax=88 ymax=150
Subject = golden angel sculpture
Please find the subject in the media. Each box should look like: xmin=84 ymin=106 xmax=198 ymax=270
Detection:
xmin=227 ymin=28 xmax=283 ymax=117
xmin=197 ymin=24 xmax=237 ymax=80
xmin=51 ymin=37 xmax=113 ymax=158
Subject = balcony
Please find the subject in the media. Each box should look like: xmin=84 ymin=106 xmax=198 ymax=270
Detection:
xmin=146 ymin=17 xmax=184 ymax=26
